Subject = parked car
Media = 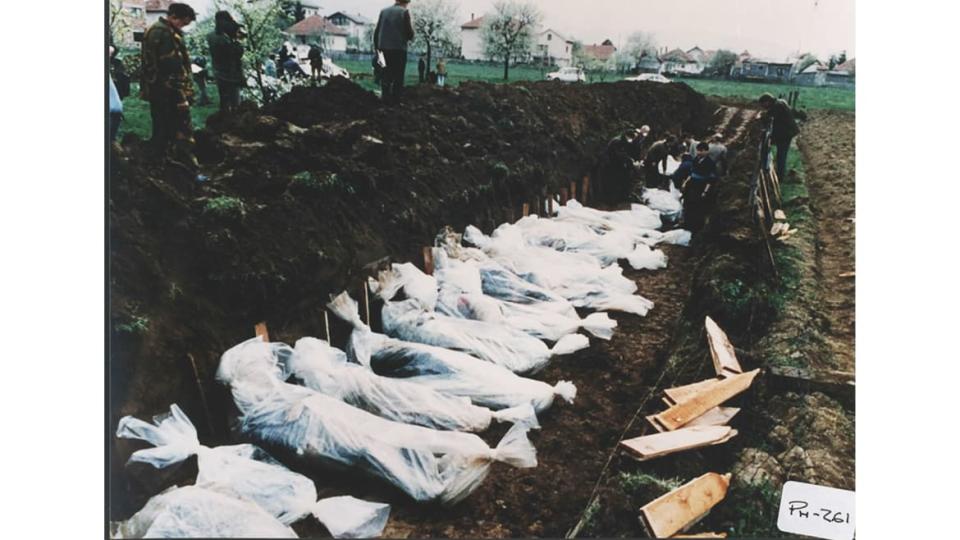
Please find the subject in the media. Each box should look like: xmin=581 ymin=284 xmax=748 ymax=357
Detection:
xmin=546 ymin=67 xmax=586 ymax=83
xmin=625 ymin=73 xmax=672 ymax=83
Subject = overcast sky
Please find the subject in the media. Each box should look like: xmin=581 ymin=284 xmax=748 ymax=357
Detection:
xmin=188 ymin=0 xmax=854 ymax=60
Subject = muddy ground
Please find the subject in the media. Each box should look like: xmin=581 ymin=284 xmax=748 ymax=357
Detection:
xmin=108 ymin=79 xmax=716 ymax=527
xmin=109 ymin=78 xmax=855 ymax=538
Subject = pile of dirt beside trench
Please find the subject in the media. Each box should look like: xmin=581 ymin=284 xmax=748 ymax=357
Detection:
xmin=108 ymin=79 xmax=711 ymax=517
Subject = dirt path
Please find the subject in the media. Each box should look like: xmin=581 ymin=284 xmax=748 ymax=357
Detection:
xmin=798 ymin=111 xmax=856 ymax=371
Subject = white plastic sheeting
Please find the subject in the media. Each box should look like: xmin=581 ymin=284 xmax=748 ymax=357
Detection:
xmin=464 ymin=224 xmax=655 ymax=316
xmin=116 ymin=403 xmax=393 ymax=538
xmin=289 ymin=336 xmax=533 ymax=432
xmin=112 ymin=486 xmax=298 ymax=538
xmin=313 ymin=496 xmax=391 ymax=539
xmin=512 ymin=215 xmax=668 ymax=271
xmin=432 ymin=249 xmax=616 ymax=341
xmin=381 ymin=297 xmax=589 ymax=374
xmin=216 ymin=337 xmax=537 ymax=505
xmin=328 ymin=293 xmax=576 ymax=413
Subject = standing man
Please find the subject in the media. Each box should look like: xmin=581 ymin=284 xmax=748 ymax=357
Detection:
xmin=417 ymin=55 xmax=426 ymax=83
xmin=141 ymin=2 xmax=197 ymax=169
xmin=642 ymin=135 xmax=679 ymax=190
xmin=207 ymin=10 xmax=245 ymax=112
xmin=308 ymin=42 xmax=324 ymax=80
xmin=758 ymin=93 xmax=800 ymax=181
xmin=374 ymin=0 xmax=415 ymax=104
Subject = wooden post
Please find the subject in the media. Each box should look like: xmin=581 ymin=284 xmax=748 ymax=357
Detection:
xmin=581 ymin=176 xmax=590 ymax=204
xmin=254 ymin=321 xmax=269 ymax=342
xmin=522 ymin=203 xmax=530 ymax=217
xmin=362 ymin=281 xmax=371 ymax=326
xmin=422 ymin=246 xmax=434 ymax=275
xmin=560 ymin=188 xmax=569 ymax=205
xmin=185 ymin=353 xmax=216 ymax=437
xmin=570 ymin=181 xmax=577 ymax=202
xmin=323 ymin=310 xmax=331 ymax=343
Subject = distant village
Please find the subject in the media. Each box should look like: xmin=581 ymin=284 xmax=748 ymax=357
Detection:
xmin=115 ymin=1 xmax=854 ymax=88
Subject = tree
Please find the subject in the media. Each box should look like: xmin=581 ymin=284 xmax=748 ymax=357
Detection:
xmin=622 ymin=31 xmax=657 ymax=64
xmin=481 ymin=0 xmax=542 ymax=80
xmin=828 ymin=50 xmax=847 ymax=69
xmin=411 ymin=0 xmax=460 ymax=77
xmin=212 ymin=0 xmax=294 ymax=103
xmin=573 ymin=42 xmax=615 ymax=82
xmin=109 ymin=0 xmax=135 ymax=46
xmin=708 ymin=49 xmax=738 ymax=78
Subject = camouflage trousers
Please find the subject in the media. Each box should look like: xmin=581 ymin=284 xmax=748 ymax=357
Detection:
xmin=149 ymin=91 xmax=197 ymax=170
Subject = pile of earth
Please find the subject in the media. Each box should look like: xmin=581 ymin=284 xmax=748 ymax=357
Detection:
xmin=108 ymin=78 xmax=713 ymax=518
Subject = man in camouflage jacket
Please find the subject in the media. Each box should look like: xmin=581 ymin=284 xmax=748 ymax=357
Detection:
xmin=141 ymin=3 xmax=197 ymax=167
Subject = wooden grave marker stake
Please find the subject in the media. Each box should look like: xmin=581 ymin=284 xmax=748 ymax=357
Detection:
xmin=581 ymin=176 xmax=590 ymax=203
xmin=422 ymin=246 xmax=434 ymax=275
xmin=254 ymin=321 xmax=269 ymax=342
xmin=560 ymin=188 xmax=569 ymax=205
xmin=639 ymin=472 xmax=732 ymax=538
xmin=522 ymin=203 xmax=530 ymax=217
xmin=570 ymin=181 xmax=577 ymax=202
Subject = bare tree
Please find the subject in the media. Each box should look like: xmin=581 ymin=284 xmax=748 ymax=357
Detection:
xmin=622 ymin=31 xmax=657 ymax=64
xmin=411 ymin=0 xmax=460 ymax=77
xmin=482 ymin=0 xmax=542 ymax=81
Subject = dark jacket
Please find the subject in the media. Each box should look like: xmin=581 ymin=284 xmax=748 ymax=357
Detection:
xmin=768 ymin=99 xmax=799 ymax=143
xmin=607 ymin=135 xmax=633 ymax=167
xmin=207 ymin=31 xmax=245 ymax=84
xmin=140 ymin=18 xmax=193 ymax=102
xmin=374 ymin=4 xmax=414 ymax=51
xmin=690 ymin=154 xmax=719 ymax=182
xmin=671 ymin=154 xmax=694 ymax=183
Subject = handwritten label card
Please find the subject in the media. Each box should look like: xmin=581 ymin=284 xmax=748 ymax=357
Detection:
xmin=777 ymin=481 xmax=855 ymax=540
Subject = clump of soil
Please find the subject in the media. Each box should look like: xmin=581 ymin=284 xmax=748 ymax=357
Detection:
xmin=109 ymin=79 xmax=713 ymax=526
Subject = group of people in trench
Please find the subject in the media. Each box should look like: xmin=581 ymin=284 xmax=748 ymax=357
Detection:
xmin=597 ymin=91 xmax=798 ymax=234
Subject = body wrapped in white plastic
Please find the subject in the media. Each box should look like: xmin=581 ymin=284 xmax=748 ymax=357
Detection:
xmin=115 ymin=403 xmax=392 ymax=537
xmin=216 ymin=337 xmax=537 ymax=505
xmin=432 ymin=249 xmax=616 ymax=341
xmin=112 ymin=485 xmax=298 ymax=538
xmin=464 ymin=224 xmax=655 ymax=316
xmin=511 ymin=214 xmax=668 ymax=271
xmin=380 ymin=296 xmax=589 ymax=374
xmin=327 ymin=293 xmax=577 ymax=413
xmin=289 ymin=336 xmax=533 ymax=432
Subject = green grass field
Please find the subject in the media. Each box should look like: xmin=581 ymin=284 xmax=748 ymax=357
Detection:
xmin=117 ymin=61 xmax=853 ymax=138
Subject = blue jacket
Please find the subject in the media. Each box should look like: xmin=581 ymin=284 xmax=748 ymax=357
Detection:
xmin=671 ymin=154 xmax=694 ymax=183
xmin=109 ymin=76 xmax=123 ymax=114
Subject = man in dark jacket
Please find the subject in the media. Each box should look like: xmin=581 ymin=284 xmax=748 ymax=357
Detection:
xmin=141 ymin=2 xmax=197 ymax=168
xmin=679 ymin=142 xmax=720 ymax=232
xmin=374 ymin=0 xmax=415 ymax=104
xmin=759 ymin=93 xmax=800 ymax=181
xmin=642 ymin=135 xmax=680 ymax=190
xmin=598 ymin=129 xmax=640 ymax=204
xmin=207 ymin=10 xmax=245 ymax=112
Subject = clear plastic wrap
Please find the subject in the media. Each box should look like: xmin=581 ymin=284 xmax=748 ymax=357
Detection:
xmin=216 ymin=337 xmax=537 ymax=505
xmin=289 ymin=336 xmax=533 ymax=432
xmin=432 ymin=249 xmax=616 ymax=341
xmin=312 ymin=496 xmax=391 ymax=539
xmin=463 ymin=224 xmax=655 ymax=316
xmin=554 ymin=200 xmax=665 ymax=238
xmin=327 ymin=294 xmax=576 ymax=413
xmin=512 ymin=215 xmax=667 ymax=270
xmin=366 ymin=262 xmax=439 ymax=310
xmin=111 ymin=485 xmax=298 ymax=538
xmin=380 ymin=296 xmax=589 ymax=374
xmin=116 ymin=404 xmax=393 ymax=537
xmin=641 ymin=185 xmax=684 ymax=223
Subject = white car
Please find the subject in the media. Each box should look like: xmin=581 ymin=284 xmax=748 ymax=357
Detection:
xmin=546 ymin=67 xmax=586 ymax=82
xmin=626 ymin=73 xmax=672 ymax=83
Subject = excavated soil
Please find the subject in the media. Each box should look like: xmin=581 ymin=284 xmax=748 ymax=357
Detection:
xmin=108 ymin=79 xmax=718 ymax=530
xmin=798 ymin=111 xmax=856 ymax=372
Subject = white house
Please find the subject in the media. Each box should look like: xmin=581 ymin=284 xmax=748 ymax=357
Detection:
xmin=286 ymin=15 xmax=349 ymax=52
xmin=300 ymin=0 xmax=322 ymax=18
xmin=326 ymin=11 xmax=372 ymax=41
xmin=535 ymin=28 xmax=574 ymax=67
xmin=460 ymin=14 xmax=486 ymax=60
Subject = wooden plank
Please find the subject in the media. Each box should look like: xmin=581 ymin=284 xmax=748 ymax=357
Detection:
xmin=672 ymin=533 xmax=727 ymax=538
xmin=768 ymin=365 xmax=855 ymax=409
xmin=254 ymin=321 xmax=269 ymax=342
xmin=422 ymin=246 xmax=434 ymax=275
xmin=653 ymin=370 xmax=760 ymax=431
xmin=705 ymin=316 xmax=743 ymax=376
xmin=774 ymin=209 xmax=787 ymax=221
xmin=581 ymin=176 xmax=590 ymax=203
xmin=620 ymin=426 xmax=737 ymax=462
xmin=664 ymin=378 xmax=723 ymax=403
xmin=646 ymin=414 xmax=668 ymax=433
xmin=685 ymin=407 xmax=740 ymax=428
xmin=640 ymin=473 xmax=732 ymax=538
xmin=839 ymin=271 xmax=855 ymax=278
xmin=323 ymin=310 xmax=331 ymax=342
xmin=570 ymin=181 xmax=577 ymax=202
xmin=560 ymin=188 xmax=569 ymax=205
xmin=522 ymin=203 xmax=530 ymax=217
xmin=362 ymin=282 xmax=371 ymax=325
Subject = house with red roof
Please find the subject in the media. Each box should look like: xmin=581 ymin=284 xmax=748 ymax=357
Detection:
xmin=286 ymin=15 xmax=350 ymax=52
xmin=460 ymin=14 xmax=487 ymax=60
xmin=583 ymin=40 xmax=617 ymax=63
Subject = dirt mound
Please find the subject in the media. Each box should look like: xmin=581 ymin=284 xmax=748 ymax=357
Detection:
xmin=109 ymin=78 xmax=712 ymax=521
